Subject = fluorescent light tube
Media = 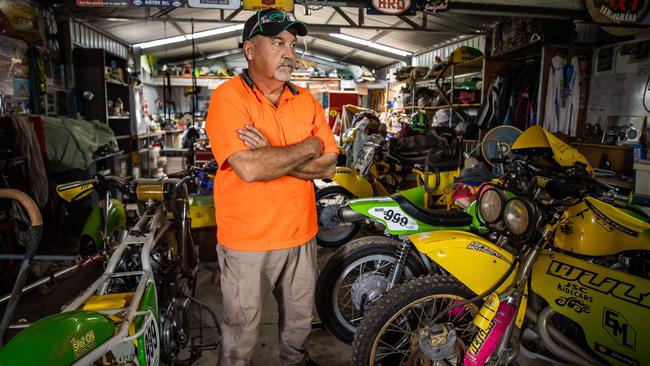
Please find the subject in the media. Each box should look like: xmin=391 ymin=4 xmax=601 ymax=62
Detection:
xmin=134 ymin=24 xmax=245 ymax=49
xmin=328 ymin=33 xmax=412 ymax=57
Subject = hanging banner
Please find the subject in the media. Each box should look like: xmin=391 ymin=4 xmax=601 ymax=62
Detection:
xmin=75 ymin=0 xmax=129 ymax=7
xmin=585 ymin=0 xmax=650 ymax=36
xmin=131 ymin=0 xmax=185 ymax=6
xmin=368 ymin=0 xmax=415 ymax=15
xmin=243 ymin=0 xmax=293 ymax=12
xmin=188 ymin=0 xmax=241 ymax=9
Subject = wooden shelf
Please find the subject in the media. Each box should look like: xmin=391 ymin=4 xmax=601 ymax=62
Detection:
xmin=390 ymin=103 xmax=481 ymax=111
xmin=138 ymin=132 xmax=164 ymax=139
xmin=572 ymin=142 xmax=632 ymax=151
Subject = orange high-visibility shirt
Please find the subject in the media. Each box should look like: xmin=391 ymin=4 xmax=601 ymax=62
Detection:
xmin=206 ymin=71 xmax=338 ymax=251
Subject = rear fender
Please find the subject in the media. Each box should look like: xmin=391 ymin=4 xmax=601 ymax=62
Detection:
xmin=409 ymin=230 xmax=517 ymax=294
xmin=331 ymin=167 xmax=373 ymax=198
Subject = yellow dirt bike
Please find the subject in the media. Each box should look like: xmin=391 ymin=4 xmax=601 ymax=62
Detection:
xmin=316 ymin=140 xmax=461 ymax=247
xmin=352 ymin=128 xmax=650 ymax=366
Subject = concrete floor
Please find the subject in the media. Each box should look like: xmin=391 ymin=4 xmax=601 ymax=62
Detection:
xmin=194 ymin=245 xmax=352 ymax=366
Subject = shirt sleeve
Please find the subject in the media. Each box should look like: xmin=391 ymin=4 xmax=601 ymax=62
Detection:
xmin=205 ymin=83 xmax=249 ymax=169
xmin=311 ymin=96 xmax=339 ymax=155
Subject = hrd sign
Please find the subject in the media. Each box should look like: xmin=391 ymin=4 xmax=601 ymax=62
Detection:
xmin=371 ymin=0 xmax=412 ymax=14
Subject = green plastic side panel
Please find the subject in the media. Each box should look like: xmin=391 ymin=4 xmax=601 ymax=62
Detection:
xmin=80 ymin=206 xmax=103 ymax=249
xmin=347 ymin=194 xmax=472 ymax=236
xmin=396 ymin=185 xmax=426 ymax=207
xmin=81 ymin=199 xmax=126 ymax=251
xmin=0 ymin=311 xmax=115 ymax=366
xmin=136 ymin=281 xmax=159 ymax=366
xmin=106 ymin=198 xmax=126 ymax=234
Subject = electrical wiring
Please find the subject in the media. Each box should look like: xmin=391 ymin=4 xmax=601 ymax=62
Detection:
xmin=643 ymin=72 xmax=650 ymax=113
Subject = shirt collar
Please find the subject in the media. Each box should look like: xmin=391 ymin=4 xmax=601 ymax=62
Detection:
xmin=241 ymin=69 xmax=300 ymax=96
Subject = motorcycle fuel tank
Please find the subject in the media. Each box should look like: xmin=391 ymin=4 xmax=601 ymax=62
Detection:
xmin=0 ymin=311 xmax=115 ymax=365
xmin=554 ymin=197 xmax=650 ymax=256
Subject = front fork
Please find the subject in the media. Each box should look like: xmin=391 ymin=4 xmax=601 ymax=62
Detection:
xmin=471 ymin=210 xmax=563 ymax=365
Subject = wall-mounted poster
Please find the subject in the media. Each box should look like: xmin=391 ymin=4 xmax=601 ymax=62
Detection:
xmin=188 ymin=0 xmax=241 ymax=9
xmin=596 ymin=46 xmax=615 ymax=74
xmin=0 ymin=0 xmax=43 ymax=44
xmin=243 ymin=0 xmax=293 ymax=12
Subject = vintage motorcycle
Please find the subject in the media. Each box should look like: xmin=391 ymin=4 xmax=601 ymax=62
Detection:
xmin=351 ymin=160 xmax=650 ymax=366
xmin=316 ymin=177 xmax=489 ymax=344
xmin=317 ymin=139 xmax=461 ymax=247
xmin=0 ymin=175 xmax=220 ymax=365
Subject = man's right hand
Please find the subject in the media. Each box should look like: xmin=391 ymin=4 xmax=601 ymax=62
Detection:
xmin=304 ymin=136 xmax=324 ymax=159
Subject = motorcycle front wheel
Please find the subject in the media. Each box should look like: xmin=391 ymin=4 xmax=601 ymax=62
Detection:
xmin=316 ymin=185 xmax=360 ymax=247
xmin=315 ymin=236 xmax=426 ymax=343
xmin=352 ymin=275 xmax=479 ymax=366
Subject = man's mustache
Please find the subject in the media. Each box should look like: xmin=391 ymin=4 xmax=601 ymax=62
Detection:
xmin=278 ymin=60 xmax=294 ymax=68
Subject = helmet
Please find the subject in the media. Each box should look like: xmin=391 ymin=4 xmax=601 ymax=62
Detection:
xmin=409 ymin=111 xmax=428 ymax=133
xmin=447 ymin=46 xmax=483 ymax=64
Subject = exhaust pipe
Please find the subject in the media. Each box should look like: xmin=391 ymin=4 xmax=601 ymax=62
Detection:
xmin=527 ymin=307 xmax=606 ymax=366
xmin=338 ymin=206 xmax=366 ymax=222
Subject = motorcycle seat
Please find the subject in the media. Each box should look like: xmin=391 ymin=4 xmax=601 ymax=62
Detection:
xmin=391 ymin=193 xmax=473 ymax=227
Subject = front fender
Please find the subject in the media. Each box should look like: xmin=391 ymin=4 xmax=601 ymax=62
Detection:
xmin=331 ymin=167 xmax=374 ymax=198
xmin=409 ymin=231 xmax=516 ymax=295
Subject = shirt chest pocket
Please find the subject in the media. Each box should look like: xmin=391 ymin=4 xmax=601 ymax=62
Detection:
xmin=281 ymin=105 xmax=313 ymax=144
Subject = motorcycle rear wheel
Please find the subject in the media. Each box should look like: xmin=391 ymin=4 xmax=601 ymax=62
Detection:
xmin=315 ymin=236 xmax=426 ymax=343
xmin=316 ymin=185 xmax=360 ymax=247
xmin=352 ymin=275 xmax=479 ymax=366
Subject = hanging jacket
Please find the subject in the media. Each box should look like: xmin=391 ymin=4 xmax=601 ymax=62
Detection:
xmin=477 ymin=65 xmax=521 ymax=129
xmin=10 ymin=114 xmax=48 ymax=206
xmin=543 ymin=55 xmax=580 ymax=136
xmin=560 ymin=56 xmax=580 ymax=137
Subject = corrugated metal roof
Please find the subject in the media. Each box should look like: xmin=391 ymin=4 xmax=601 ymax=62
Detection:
xmin=70 ymin=5 xmax=497 ymax=69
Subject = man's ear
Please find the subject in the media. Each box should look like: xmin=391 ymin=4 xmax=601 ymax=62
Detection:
xmin=243 ymin=40 xmax=255 ymax=61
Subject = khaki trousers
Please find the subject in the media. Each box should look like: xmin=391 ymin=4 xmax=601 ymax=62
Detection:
xmin=217 ymin=238 xmax=317 ymax=366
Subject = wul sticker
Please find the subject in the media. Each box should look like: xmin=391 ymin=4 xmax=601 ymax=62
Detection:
xmin=603 ymin=308 xmax=636 ymax=351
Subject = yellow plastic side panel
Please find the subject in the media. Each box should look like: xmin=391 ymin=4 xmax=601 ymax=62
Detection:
xmin=56 ymin=182 xmax=95 ymax=203
xmin=409 ymin=231 xmax=517 ymax=295
xmin=531 ymin=252 xmax=650 ymax=366
xmin=555 ymin=198 xmax=650 ymax=255
xmin=189 ymin=204 xmax=216 ymax=229
xmin=331 ymin=167 xmax=374 ymax=198
xmin=82 ymin=292 xmax=134 ymax=312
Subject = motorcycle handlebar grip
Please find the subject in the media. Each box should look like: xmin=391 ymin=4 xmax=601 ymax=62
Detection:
xmin=0 ymin=189 xmax=43 ymax=227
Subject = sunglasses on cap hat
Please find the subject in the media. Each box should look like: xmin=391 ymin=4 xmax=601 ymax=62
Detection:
xmin=244 ymin=9 xmax=307 ymax=41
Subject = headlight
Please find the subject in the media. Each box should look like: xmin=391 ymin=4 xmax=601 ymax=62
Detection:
xmin=479 ymin=188 xmax=504 ymax=224
xmin=503 ymin=198 xmax=531 ymax=236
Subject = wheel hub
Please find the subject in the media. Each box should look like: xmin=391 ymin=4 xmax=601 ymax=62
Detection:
xmin=319 ymin=205 xmax=341 ymax=229
xmin=351 ymin=273 xmax=389 ymax=310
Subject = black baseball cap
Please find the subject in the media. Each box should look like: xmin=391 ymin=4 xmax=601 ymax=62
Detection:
xmin=242 ymin=8 xmax=308 ymax=42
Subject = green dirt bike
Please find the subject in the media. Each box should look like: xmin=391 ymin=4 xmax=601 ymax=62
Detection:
xmin=316 ymin=139 xmax=462 ymax=247
xmin=0 ymin=175 xmax=220 ymax=366
xmin=315 ymin=182 xmax=490 ymax=344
